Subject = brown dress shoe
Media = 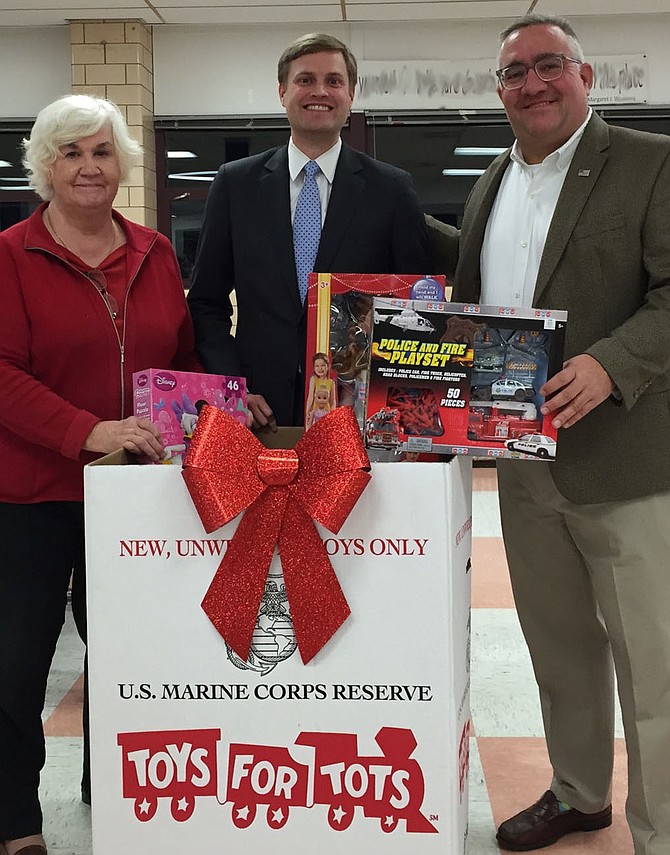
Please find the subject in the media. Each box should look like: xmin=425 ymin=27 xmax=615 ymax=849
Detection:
xmin=12 ymin=847 xmax=47 ymax=855
xmin=496 ymin=790 xmax=612 ymax=851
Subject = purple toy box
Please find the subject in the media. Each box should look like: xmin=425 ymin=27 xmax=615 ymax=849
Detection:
xmin=132 ymin=369 xmax=247 ymax=464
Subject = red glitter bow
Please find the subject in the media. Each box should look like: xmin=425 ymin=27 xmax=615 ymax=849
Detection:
xmin=182 ymin=405 xmax=371 ymax=664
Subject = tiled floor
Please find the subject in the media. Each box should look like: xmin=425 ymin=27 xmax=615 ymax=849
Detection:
xmin=39 ymin=466 xmax=633 ymax=854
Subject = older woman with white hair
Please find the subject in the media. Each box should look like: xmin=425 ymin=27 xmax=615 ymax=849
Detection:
xmin=0 ymin=94 xmax=200 ymax=855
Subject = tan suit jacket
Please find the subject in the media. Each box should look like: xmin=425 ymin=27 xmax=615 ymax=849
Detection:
xmin=448 ymin=113 xmax=670 ymax=503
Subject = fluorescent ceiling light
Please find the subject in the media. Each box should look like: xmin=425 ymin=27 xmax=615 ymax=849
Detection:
xmin=167 ymin=171 xmax=217 ymax=182
xmin=442 ymin=168 xmax=486 ymax=176
xmin=0 ymin=160 xmax=12 ymax=168
xmin=453 ymin=147 xmax=507 ymax=156
xmin=167 ymin=150 xmax=197 ymax=159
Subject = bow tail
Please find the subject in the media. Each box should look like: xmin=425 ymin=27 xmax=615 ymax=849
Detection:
xmin=279 ymin=499 xmax=351 ymax=664
xmin=201 ymin=489 xmax=287 ymax=662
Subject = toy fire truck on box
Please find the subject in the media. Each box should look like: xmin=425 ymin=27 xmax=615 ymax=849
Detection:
xmin=365 ymin=406 xmax=401 ymax=449
xmin=366 ymin=298 xmax=568 ymax=459
xmin=468 ymin=400 xmax=540 ymax=443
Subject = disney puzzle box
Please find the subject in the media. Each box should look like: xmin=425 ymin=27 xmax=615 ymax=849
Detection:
xmin=133 ymin=369 xmax=247 ymax=464
xmin=366 ymin=299 xmax=568 ymax=460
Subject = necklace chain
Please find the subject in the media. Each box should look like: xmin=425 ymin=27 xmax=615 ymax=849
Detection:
xmin=45 ymin=207 xmax=118 ymax=267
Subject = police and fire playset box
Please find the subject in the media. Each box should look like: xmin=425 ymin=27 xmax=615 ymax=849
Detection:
xmin=305 ymin=273 xmax=446 ymax=431
xmin=365 ymin=298 xmax=568 ymax=459
xmin=133 ymin=369 xmax=247 ymax=464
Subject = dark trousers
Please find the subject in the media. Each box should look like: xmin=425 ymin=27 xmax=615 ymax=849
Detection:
xmin=0 ymin=502 xmax=86 ymax=840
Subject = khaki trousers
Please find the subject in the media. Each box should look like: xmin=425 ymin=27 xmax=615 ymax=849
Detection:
xmin=496 ymin=459 xmax=670 ymax=855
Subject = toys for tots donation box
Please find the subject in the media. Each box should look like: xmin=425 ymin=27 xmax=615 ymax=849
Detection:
xmin=84 ymin=415 xmax=472 ymax=855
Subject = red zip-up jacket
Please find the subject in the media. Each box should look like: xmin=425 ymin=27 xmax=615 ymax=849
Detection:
xmin=0 ymin=204 xmax=201 ymax=503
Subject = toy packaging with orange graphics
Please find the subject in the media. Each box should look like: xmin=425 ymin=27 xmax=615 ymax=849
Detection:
xmin=366 ymin=298 xmax=568 ymax=460
xmin=305 ymin=273 xmax=447 ymax=433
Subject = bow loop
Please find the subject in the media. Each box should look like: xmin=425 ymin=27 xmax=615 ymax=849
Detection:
xmin=182 ymin=405 xmax=265 ymax=532
xmin=292 ymin=405 xmax=372 ymax=531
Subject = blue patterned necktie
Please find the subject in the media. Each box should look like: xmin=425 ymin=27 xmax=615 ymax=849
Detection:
xmin=293 ymin=160 xmax=322 ymax=303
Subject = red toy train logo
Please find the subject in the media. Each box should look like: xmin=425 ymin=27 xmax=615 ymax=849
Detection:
xmin=117 ymin=726 xmax=438 ymax=834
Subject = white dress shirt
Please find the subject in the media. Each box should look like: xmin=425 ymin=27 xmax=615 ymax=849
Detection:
xmin=288 ymin=137 xmax=342 ymax=227
xmin=481 ymin=109 xmax=592 ymax=308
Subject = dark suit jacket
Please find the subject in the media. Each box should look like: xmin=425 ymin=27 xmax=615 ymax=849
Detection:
xmin=451 ymin=113 xmax=670 ymax=503
xmin=188 ymin=142 xmax=430 ymax=425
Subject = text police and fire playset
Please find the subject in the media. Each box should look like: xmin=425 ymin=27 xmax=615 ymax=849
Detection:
xmin=365 ymin=298 xmax=568 ymax=459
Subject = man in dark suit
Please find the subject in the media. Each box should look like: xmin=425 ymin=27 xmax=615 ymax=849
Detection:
xmin=188 ymin=33 xmax=430 ymax=427
xmin=434 ymin=13 xmax=670 ymax=854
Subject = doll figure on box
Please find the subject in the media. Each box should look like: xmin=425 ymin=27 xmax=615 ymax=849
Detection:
xmin=307 ymin=383 xmax=332 ymax=427
xmin=305 ymin=352 xmax=336 ymax=428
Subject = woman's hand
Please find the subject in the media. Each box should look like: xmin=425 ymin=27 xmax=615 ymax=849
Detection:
xmin=83 ymin=417 xmax=165 ymax=461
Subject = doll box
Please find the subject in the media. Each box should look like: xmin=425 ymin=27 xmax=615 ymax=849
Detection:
xmin=305 ymin=273 xmax=447 ymax=431
xmin=132 ymin=369 xmax=247 ymax=464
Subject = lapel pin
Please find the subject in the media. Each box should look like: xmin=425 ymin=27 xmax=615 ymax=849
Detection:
xmin=578 ymin=169 xmax=591 ymax=177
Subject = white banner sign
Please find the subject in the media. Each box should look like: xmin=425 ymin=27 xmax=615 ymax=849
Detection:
xmin=590 ymin=55 xmax=648 ymax=104
xmin=356 ymin=55 xmax=648 ymax=109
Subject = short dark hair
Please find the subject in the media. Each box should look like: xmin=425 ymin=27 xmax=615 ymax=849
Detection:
xmin=499 ymin=14 xmax=585 ymax=63
xmin=278 ymin=33 xmax=358 ymax=92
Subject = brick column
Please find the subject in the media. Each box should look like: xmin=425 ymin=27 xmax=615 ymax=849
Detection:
xmin=70 ymin=20 xmax=156 ymax=228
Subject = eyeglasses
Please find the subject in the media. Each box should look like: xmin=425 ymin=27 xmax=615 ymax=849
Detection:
xmin=496 ymin=53 xmax=583 ymax=90
xmin=87 ymin=269 xmax=120 ymax=320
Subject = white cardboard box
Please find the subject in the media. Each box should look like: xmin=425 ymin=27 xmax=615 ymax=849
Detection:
xmin=84 ymin=456 xmax=472 ymax=854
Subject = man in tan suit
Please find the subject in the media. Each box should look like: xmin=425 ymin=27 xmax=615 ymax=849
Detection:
xmin=441 ymin=13 xmax=670 ymax=854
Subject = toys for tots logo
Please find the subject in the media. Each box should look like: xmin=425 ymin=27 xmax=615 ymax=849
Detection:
xmin=117 ymin=728 xmax=219 ymax=822
xmin=117 ymin=726 xmax=438 ymax=834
